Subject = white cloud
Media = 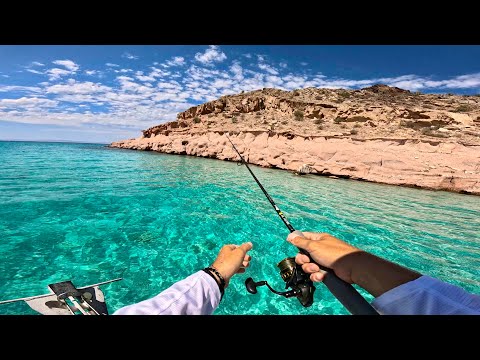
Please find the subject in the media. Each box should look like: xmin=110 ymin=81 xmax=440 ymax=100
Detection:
xmin=31 ymin=61 xmax=45 ymax=67
xmin=279 ymin=62 xmax=287 ymax=68
xmin=243 ymin=53 xmax=252 ymax=58
xmin=116 ymin=76 xmax=134 ymax=82
xmin=424 ymin=73 xmax=480 ymax=89
xmin=152 ymin=93 xmax=182 ymax=102
xmin=185 ymin=81 xmax=201 ymax=89
xmin=47 ymin=68 xmax=72 ymax=81
xmin=52 ymin=94 xmax=98 ymax=103
xmin=52 ymin=60 xmax=79 ymax=72
xmin=114 ymin=68 xmax=132 ymax=73
xmin=136 ymin=75 xmax=156 ymax=82
xmin=186 ymin=65 xmax=221 ymax=81
xmin=265 ymin=75 xmax=283 ymax=85
xmin=0 ymin=85 xmax=41 ymax=93
xmin=85 ymin=70 xmax=98 ymax=76
xmin=148 ymin=67 xmax=170 ymax=78
xmin=45 ymin=60 xmax=80 ymax=81
xmin=106 ymin=63 xmax=120 ymax=67
xmin=230 ymin=61 xmax=244 ymax=81
xmin=0 ymin=97 xmax=58 ymax=109
xmin=27 ymin=69 xmax=44 ymax=75
xmin=378 ymin=73 xmax=480 ymax=92
xmin=122 ymin=52 xmax=139 ymax=60
xmin=194 ymin=45 xmax=227 ymax=65
xmin=116 ymin=76 xmax=156 ymax=95
xmin=258 ymin=63 xmax=279 ymax=75
xmin=211 ymin=78 xmax=234 ymax=89
xmin=157 ymin=81 xmax=181 ymax=90
xmin=300 ymin=62 xmax=308 ymax=66
xmin=46 ymin=80 xmax=111 ymax=95
xmin=165 ymin=56 xmax=185 ymax=67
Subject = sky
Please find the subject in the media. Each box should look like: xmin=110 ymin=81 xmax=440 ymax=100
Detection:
xmin=1 ymin=45 xmax=479 ymax=143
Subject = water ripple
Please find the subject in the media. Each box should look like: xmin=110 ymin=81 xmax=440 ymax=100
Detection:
xmin=0 ymin=141 xmax=479 ymax=315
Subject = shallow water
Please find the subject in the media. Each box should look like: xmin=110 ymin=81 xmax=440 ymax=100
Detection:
xmin=0 ymin=141 xmax=479 ymax=315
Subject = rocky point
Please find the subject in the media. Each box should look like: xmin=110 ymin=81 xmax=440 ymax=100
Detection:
xmin=110 ymin=85 xmax=480 ymax=195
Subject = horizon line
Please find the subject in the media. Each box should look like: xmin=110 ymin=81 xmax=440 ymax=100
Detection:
xmin=0 ymin=139 xmax=109 ymax=145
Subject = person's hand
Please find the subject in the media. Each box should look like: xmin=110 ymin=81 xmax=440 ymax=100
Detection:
xmin=211 ymin=242 xmax=253 ymax=287
xmin=287 ymin=231 xmax=421 ymax=297
xmin=287 ymin=232 xmax=362 ymax=284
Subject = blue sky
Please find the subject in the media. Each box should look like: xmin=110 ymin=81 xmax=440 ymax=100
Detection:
xmin=1 ymin=45 xmax=479 ymax=143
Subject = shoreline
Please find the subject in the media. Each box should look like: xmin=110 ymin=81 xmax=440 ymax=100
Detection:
xmin=110 ymin=131 xmax=480 ymax=196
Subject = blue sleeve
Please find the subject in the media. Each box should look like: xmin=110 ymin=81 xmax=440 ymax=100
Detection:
xmin=372 ymin=275 xmax=480 ymax=315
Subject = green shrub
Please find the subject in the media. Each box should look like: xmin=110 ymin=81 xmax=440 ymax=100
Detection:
xmin=193 ymin=117 xmax=201 ymax=123
xmin=455 ymin=104 xmax=473 ymax=112
xmin=294 ymin=110 xmax=304 ymax=121
xmin=420 ymin=127 xmax=449 ymax=138
xmin=399 ymin=120 xmax=413 ymax=128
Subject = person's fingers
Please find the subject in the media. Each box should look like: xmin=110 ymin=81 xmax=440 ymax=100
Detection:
xmin=295 ymin=253 xmax=311 ymax=265
xmin=311 ymin=272 xmax=326 ymax=282
xmin=242 ymin=260 xmax=250 ymax=267
xmin=243 ymin=254 xmax=251 ymax=261
xmin=302 ymin=263 xmax=320 ymax=273
xmin=287 ymin=235 xmax=311 ymax=251
xmin=239 ymin=242 xmax=253 ymax=253
xmin=301 ymin=232 xmax=323 ymax=241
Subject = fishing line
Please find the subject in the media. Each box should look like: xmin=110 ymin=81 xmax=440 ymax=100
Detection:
xmin=225 ymin=132 xmax=379 ymax=315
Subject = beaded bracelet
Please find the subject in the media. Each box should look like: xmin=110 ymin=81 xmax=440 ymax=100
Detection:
xmin=203 ymin=266 xmax=225 ymax=300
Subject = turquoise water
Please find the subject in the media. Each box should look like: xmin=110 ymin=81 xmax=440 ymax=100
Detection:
xmin=0 ymin=141 xmax=479 ymax=315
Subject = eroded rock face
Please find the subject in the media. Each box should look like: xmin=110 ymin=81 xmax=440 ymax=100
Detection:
xmin=110 ymin=85 xmax=480 ymax=196
xmin=111 ymin=131 xmax=480 ymax=195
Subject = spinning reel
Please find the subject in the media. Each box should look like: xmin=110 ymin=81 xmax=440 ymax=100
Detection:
xmin=245 ymin=256 xmax=315 ymax=307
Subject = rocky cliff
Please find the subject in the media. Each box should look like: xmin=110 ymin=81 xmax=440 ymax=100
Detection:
xmin=110 ymin=85 xmax=480 ymax=195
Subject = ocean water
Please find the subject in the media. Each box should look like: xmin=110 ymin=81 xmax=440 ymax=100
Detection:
xmin=0 ymin=141 xmax=479 ymax=315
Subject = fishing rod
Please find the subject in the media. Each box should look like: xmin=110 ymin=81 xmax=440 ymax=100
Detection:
xmin=225 ymin=133 xmax=379 ymax=315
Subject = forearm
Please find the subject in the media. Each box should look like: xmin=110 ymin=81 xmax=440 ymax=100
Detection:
xmin=345 ymin=251 xmax=421 ymax=298
xmin=331 ymin=246 xmax=480 ymax=315
xmin=113 ymin=271 xmax=221 ymax=315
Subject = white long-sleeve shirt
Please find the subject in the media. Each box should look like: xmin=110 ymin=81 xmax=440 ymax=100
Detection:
xmin=372 ymin=275 xmax=480 ymax=315
xmin=113 ymin=271 xmax=221 ymax=315
xmin=113 ymin=272 xmax=480 ymax=315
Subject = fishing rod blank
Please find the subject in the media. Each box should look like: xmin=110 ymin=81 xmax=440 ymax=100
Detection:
xmin=226 ymin=134 xmax=379 ymax=315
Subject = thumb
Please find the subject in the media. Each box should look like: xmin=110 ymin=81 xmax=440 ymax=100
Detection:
xmin=239 ymin=242 xmax=253 ymax=253
xmin=287 ymin=233 xmax=310 ymax=251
